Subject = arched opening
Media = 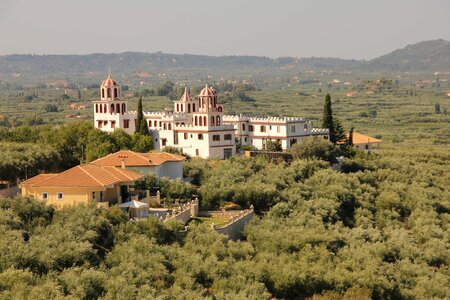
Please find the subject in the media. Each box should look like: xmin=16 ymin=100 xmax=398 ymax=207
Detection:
xmin=122 ymin=103 xmax=126 ymax=114
xmin=163 ymin=123 xmax=167 ymax=130
xmin=217 ymin=106 xmax=223 ymax=112
xmin=104 ymin=104 xmax=107 ymax=113
xmin=111 ymin=104 xmax=115 ymax=114
xmin=176 ymin=122 xmax=179 ymax=126
xmin=95 ymin=104 xmax=98 ymax=113
xmin=100 ymin=104 xmax=103 ymax=113
xmin=203 ymin=116 xmax=207 ymax=126
xmin=211 ymin=116 xmax=215 ymax=126
xmin=181 ymin=122 xmax=185 ymax=126
xmin=242 ymin=123 xmax=246 ymax=131
xmin=168 ymin=123 xmax=172 ymax=130
xmin=101 ymin=89 xmax=105 ymax=98
xmin=176 ymin=104 xmax=179 ymax=112
xmin=116 ymin=103 xmax=120 ymax=114
xmin=188 ymin=104 xmax=191 ymax=113
xmin=154 ymin=120 xmax=157 ymax=127
xmin=193 ymin=103 xmax=196 ymax=111
xmin=199 ymin=116 xmax=203 ymax=126
xmin=148 ymin=120 xmax=152 ymax=127
xmin=216 ymin=116 xmax=220 ymax=126
xmin=107 ymin=88 xmax=111 ymax=98
xmin=114 ymin=88 xmax=118 ymax=98
xmin=195 ymin=116 xmax=198 ymax=126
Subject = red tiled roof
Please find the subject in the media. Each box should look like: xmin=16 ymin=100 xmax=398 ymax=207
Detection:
xmin=28 ymin=163 xmax=144 ymax=188
xmin=338 ymin=131 xmax=383 ymax=145
xmin=21 ymin=174 xmax=58 ymax=186
xmin=180 ymin=86 xmax=192 ymax=102
xmin=92 ymin=150 xmax=185 ymax=167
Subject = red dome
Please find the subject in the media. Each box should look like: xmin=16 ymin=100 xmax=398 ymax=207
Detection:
xmin=101 ymin=75 xmax=118 ymax=87
xmin=199 ymin=84 xmax=213 ymax=97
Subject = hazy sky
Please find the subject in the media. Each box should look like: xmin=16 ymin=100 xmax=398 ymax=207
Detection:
xmin=0 ymin=0 xmax=449 ymax=59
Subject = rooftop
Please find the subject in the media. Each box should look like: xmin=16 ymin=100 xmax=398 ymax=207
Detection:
xmin=92 ymin=150 xmax=185 ymax=167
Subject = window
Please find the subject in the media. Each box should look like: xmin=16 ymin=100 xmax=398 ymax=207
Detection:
xmin=42 ymin=192 xmax=48 ymax=201
xmin=122 ymin=103 xmax=126 ymax=114
xmin=92 ymin=192 xmax=96 ymax=200
xmin=304 ymin=124 xmax=308 ymax=131
xmin=111 ymin=121 xmax=115 ymax=129
xmin=249 ymin=125 xmax=254 ymax=132
xmin=195 ymin=149 xmax=199 ymax=156
xmin=148 ymin=120 xmax=152 ymax=127
xmin=176 ymin=104 xmax=179 ymax=112
xmin=211 ymin=116 xmax=215 ymax=126
xmin=224 ymin=134 xmax=232 ymax=140
xmin=116 ymin=103 xmax=120 ymax=114
xmin=204 ymin=116 xmax=207 ymax=126
xmin=95 ymin=104 xmax=98 ymax=113
xmin=195 ymin=116 xmax=198 ymax=126
xmin=193 ymin=104 xmax=196 ymax=111
xmin=100 ymin=104 xmax=103 ymax=113
xmin=199 ymin=116 xmax=203 ymax=126
xmin=213 ymin=134 xmax=220 ymax=141
xmin=270 ymin=125 xmax=272 ymax=130
xmin=100 ymin=191 xmax=104 ymax=202
xmin=168 ymin=123 xmax=172 ymax=130
xmin=184 ymin=133 xmax=188 ymax=140
xmin=57 ymin=192 xmax=64 ymax=200
xmin=242 ymin=123 xmax=246 ymax=131
xmin=188 ymin=104 xmax=191 ymax=113
xmin=163 ymin=123 xmax=167 ymax=130
xmin=123 ymin=119 xmax=130 ymax=128
xmin=244 ymin=137 xmax=247 ymax=142
xmin=291 ymin=125 xmax=296 ymax=133
xmin=198 ymin=134 xmax=203 ymax=140
xmin=162 ymin=139 xmax=167 ymax=146
xmin=101 ymin=89 xmax=104 ymax=98
xmin=114 ymin=88 xmax=118 ymax=98
xmin=111 ymin=104 xmax=114 ymax=113
xmin=260 ymin=126 xmax=266 ymax=133
xmin=216 ymin=116 xmax=220 ymax=126
xmin=107 ymin=88 xmax=111 ymax=98
xmin=154 ymin=120 xmax=157 ymax=127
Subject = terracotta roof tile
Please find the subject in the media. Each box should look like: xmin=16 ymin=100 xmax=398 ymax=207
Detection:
xmin=338 ymin=131 xmax=383 ymax=145
xmin=20 ymin=174 xmax=57 ymax=186
xmin=92 ymin=150 xmax=185 ymax=167
xmin=29 ymin=164 xmax=144 ymax=188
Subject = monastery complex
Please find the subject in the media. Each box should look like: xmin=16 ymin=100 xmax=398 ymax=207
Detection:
xmin=94 ymin=75 xmax=330 ymax=159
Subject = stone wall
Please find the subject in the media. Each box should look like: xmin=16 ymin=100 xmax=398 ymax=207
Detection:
xmin=0 ymin=186 xmax=19 ymax=199
xmin=164 ymin=198 xmax=199 ymax=225
xmin=212 ymin=207 xmax=255 ymax=240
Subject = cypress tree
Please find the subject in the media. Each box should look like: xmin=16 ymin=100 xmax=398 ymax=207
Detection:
xmin=136 ymin=97 xmax=146 ymax=134
xmin=322 ymin=93 xmax=335 ymax=143
xmin=347 ymin=127 xmax=354 ymax=146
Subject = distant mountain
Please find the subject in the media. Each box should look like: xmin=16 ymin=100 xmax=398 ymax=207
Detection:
xmin=366 ymin=39 xmax=450 ymax=72
xmin=1 ymin=39 xmax=449 ymax=84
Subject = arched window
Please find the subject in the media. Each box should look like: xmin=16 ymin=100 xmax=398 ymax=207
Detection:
xmin=148 ymin=120 xmax=152 ymax=127
xmin=176 ymin=104 xmax=179 ymax=112
xmin=203 ymin=116 xmax=207 ymax=126
xmin=163 ymin=123 xmax=167 ymax=130
xmin=211 ymin=116 xmax=215 ymax=126
xmin=217 ymin=106 xmax=223 ymax=112
xmin=95 ymin=104 xmax=98 ymax=113
xmin=107 ymin=88 xmax=111 ymax=98
xmin=181 ymin=122 xmax=185 ymax=126
xmin=122 ymin=103 xmax=126 ymax=114
xmin=193 ymin=103 xmax=196 ymax=111
xmin=181 ymin=104 xmax=183 ymax=112
xmin=216 ymin=116 xmax=220 ymax=126
xmin=188 ymin=104 xmax=191 ymax=113
xmin=168 ymin=123 xmax=172 ymax=130
xmin=101 ymin=89 xmax=105 ymax=98
xmin=195 ymin=116 xmax=198 ymax=126
xmin=100 ymin=104 xmax=103 ymax=113
xmin=199 ymin=116 xmax=203 ymax=126
xmin=154 ymin=120 xmax=157 ymax=127
xmin=114 ymin=88 xmax=118 ymax=98
xmin=159 ymin=121 xmax=162 ymax=127
xmin=242 ymin=123 xmax=246 ymax=131
xmin=176 ymin=122 xmax=179 ymax=126
xmin=111 ymin=104 xmax=115 ymax=113
xmin=104 ymin=104 xmax=107 ymax=113
xmin=116 ymin=103 xmax=120 ymax=114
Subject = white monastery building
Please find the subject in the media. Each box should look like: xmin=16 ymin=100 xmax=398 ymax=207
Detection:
xmin=94 ymin=75 xmax=329 ymax=159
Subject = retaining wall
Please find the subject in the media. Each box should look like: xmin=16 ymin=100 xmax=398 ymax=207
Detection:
xmin=213 ymin=208 xmax=255 ymax=240
xmin=0 ymin=186 xmax=19 ymax=199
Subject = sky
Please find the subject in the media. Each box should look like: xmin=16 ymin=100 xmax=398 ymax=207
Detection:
xmin=0 ymin=0 xmax=449 ymax=59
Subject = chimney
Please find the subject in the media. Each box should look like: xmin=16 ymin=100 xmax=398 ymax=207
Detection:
xmin=118 ymin=154 xmax=128 ymax=169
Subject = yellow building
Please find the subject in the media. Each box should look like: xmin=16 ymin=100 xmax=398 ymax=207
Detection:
xmin=20 ymin=163 xmax=145 ymax=209
xmin=338 ymin=131 xmax=383 ymax=151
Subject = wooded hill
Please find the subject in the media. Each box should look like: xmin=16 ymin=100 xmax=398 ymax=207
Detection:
xmin=1 ymin=39 xmax=450 ymax=84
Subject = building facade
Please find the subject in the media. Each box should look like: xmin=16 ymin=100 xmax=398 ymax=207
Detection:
xmin=93 ymin=75 xmax=329 ymax=158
